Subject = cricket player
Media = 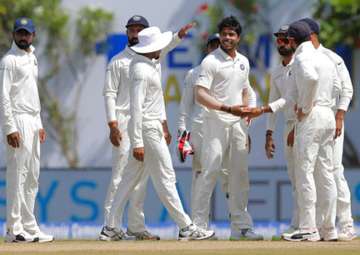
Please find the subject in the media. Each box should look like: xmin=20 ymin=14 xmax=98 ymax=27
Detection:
xmin=193 ymin=16 xmax=263 ymax=240
xmin=265 ymin=25 xmax=299 ymax=237
xmin=242 ymin=26 xmax=299 ymax=237
xmin=0 ymin=17 xmax=53 ymax=243
xmin=177 ymin=33 xmax=257 ymax=229
xmin=283 ymin=21 xmax=338 ymax=242
xmin=301 ymin=18 xmax=356 ymax=241
xmin=101 ymin=15 xmax=160 ymax=241
xmin=177 ymin=34 xmax=222 ymax=222
xmin=106 ymin=24 xmax=215 ymax=240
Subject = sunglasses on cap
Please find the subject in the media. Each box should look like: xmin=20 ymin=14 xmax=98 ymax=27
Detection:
xmin=276 ymin=37 xmax=290 ymax=44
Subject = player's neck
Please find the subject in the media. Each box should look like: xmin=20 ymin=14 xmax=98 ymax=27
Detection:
xmin=221 ymin=46 xmax=237 ymax=59
xmin=282 ymin=55 xmax=293 ymax=66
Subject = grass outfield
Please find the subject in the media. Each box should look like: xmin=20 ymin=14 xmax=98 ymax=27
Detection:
xmin=0 ymin=239 xmax=359 ymax=255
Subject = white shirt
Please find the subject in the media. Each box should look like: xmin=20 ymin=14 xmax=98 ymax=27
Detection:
xmin=195 ymin=47 xmax=252 ymax=123
xmin=129 ymin=54 xmax=166 ymax=148
xmin=0 ymin=42 xmax=42 ymax=135
xmin=177 ymin=66 xmax=204 ymax=132
xmin=103 ymin=47 xmax=135 ymax=121
xmin=266 ymin=59 xmax=296 ymax=131
xmin=103 ymin=34 xmax=181 ymax=123
xmin=318 ymin=44 xmax=353 ymax=112
xmin=287 ymin=41 xmax=339 ymax=115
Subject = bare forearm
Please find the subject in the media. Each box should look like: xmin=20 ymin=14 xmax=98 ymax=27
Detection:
xmin=195 ymin=86 xmax=223 ymax=110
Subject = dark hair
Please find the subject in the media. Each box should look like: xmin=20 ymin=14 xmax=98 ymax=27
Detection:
xmin=217 ymin=16 xmax=242 ymax=36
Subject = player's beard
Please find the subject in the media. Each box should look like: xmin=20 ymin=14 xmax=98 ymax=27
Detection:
xmin=15 ymin=40 xmax=31 ymax=50
xmin=277 ymin=46 xmax=293 ymax=56
xmin=128 ymin=37 xmax=139 ymax=47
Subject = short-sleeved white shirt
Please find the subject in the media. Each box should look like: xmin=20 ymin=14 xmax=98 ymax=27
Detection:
xmin=195 ymin=47 xmax=250 ymax=123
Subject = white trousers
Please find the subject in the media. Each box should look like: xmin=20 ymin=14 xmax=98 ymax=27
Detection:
xmin=6 ymin=113 xmax=41 ymax=235
xmin=294 ymin=106 xmax=337 ymax=231
xmin=318 ymin=122 xmax=353 ymax=230
xmin=283 ymin=122 xmax=299 ymax=229
xmin=192 ymin=118 xmax=253 ymax=231
xmin=103 ymin=113 xmax=148 ymax=232
xmin=108 ymin=120 xmax=192 ymax=229
xmin=190 ymin=122 xmax=229 ymax=228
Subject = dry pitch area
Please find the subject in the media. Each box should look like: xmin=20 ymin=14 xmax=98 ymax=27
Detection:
xmin=0 ymin=239 xmax=359 ymax=255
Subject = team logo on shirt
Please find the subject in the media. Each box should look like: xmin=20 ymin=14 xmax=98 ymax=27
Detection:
xmin=240 ymin=64 xmax=245 ymax=70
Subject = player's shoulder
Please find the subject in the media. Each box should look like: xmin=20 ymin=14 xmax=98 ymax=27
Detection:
xmin=109 ymin=48 xmax=132 ymax=65
xmin=236 ymin=51 xmax=250 ymax=63
xmin=270 ymin=63 xmax=284 ymax=78
xmin=319 ymin=45 xmax=343 ymax=65
xmin=0 ymin=52 xmax=16 ymax=68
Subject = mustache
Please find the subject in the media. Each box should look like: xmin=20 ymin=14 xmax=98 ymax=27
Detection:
xmin=277 ymin=46 xmax=293 ymax=56
xmin=128 ymin=37 xmax=139 ymax=46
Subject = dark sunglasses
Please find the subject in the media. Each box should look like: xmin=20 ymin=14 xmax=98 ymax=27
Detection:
xmin=276 ymin=37 xmax=290 ymax=44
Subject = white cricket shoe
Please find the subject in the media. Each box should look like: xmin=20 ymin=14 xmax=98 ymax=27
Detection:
xmin=281 ymin=226 xmax=298 ymax=239
xmin=338 ymin=226 xmax=357 ymax=241
xmin=178 ymin=224 xmax=215 ymax=240
xmin=319 ymin=228 xmax=338 ymax=241
xmin=5 ymin=231 xmax=37 ymax=243
xmin=99 ymin=226 xmax=136 ymax=241
xmin=283 ymin=229 xmax=320 ymax=242
xmin=33 ymin=231 xmax=54 ymax=243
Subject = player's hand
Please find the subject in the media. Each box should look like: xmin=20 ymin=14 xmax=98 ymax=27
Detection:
xmin=133 ymin=147 xmax=145 ymax=162
xmin=248 ymin=107 xmax=264 ymax=119
xmin=296 ymin=108 xmax=306 ymax=122
xmin=108 ymin=121 xmax=122 ymax=147
xmin=7 ymin=131 xmax=21 ymax=148
xmin=164 ymin=131 xmax=172 ymax=145
xmin=287 ymin=128 xmax=295 ymax=147
xmin=39 ymin=129 xmax=46 ymax=143
xmin=230 ymin=105 xmax=251 ymax=117
xmin=265 ymin=134 xmax=275 ymax=159
xmin=162 ymin=121 xmax=172 ymax=145
xmin=178 ymin=22 xmax=196 ymax=39
xmin=334 ymin=110 xmax=344 ymax=139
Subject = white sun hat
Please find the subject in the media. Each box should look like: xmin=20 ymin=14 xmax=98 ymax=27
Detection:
xmin=131 ymin=26 xmax=173 ymax=53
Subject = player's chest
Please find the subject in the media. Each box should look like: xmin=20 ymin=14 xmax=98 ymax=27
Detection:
xmin=216 ymin=60 xmax=247 ymax=82
xmin=14 ymin=55 xmax=38 ymax=81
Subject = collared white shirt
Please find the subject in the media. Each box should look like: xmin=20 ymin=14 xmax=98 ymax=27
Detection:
xmin=266 ymin=58 xmax=296 ymax=131
xmin=286 ymin=41 xmax=339 ymax=115
xmin=318 ymin=44 xmax=353 ymax=112
xmin=195 ymin=47 xmax=253 ymax=123
xmin=104 ymin=34 xmax=181 ymax=123
xmin=129 ymin=54 xmax=167 ymax=148
xmin=178 ymin=65 xmax=257 ymax=132
xmin=0 ymin=42 xmax=42 ymax=135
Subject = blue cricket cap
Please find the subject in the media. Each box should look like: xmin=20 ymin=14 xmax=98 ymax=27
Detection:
xmin=126 ymin=15 xmax=149 ymax=28
xmin=288 ymin=21 xmax=311 ymax=41
xmin=300 ymin=18 xmax=320 ymax=35
xmin=13 ymin=17 xmax=35 ymax=33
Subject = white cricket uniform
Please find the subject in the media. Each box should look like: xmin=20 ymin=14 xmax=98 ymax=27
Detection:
xmin=107 ymin=34 xmax=193 ymax=229
xmin=177 ymin=65 xmax=257 ymax=225
xmin=317 ymin=44 xmax=354 ymax=230
xmin=287 ymin=41 xmax=338 ymax=232
xmin=0 ymin=43 xmax=43 ymax=236
xmin=266 ymin=59 xmax=298 ymax=228
xmin=192 ymin=47 xmax=255 ymax=231
xmin=103 ymin=46 xmax=148 ymax=232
